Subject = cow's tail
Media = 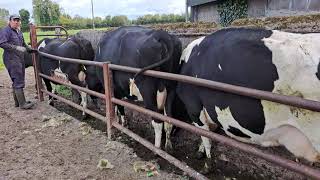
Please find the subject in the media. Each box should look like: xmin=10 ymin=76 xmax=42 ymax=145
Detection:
xmin=133 ymin=30 xmax=174 ymax=80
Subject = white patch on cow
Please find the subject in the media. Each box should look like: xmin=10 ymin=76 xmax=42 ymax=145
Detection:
xmin=262 ymin=30 xmax=320 ymax=152
xmin=80 ymin=91 xmax=87 ymax=116
xmin=198 ymin=141 xmax=205 ymax=153
xmin=129 ymin=78 xmax=143 ymax=101
xmin=218 ymin=64 xmax=222 ymax=71
xmin=180 ymin=36 xmax=205 ymax=64
xmin=157 ymin=88 xmax=167 ymax=110
xmin=200 ymin=107 xmax=218 ymax=131
xmin=254 ymin=125 xmax=320 ymax=162
xmin=120 ymin=115 xmax=125 ymax=126
xmin=78 ymin=71 xmax=86 ymax=82
xmin=38 ymin=40 xmax=46 ymax=50
xmin=152 ymin=120 xmax=163 ymax=148
xmin=194 ymin=123 xmax=211 ymax=159
xmin=214 ymin=106 xmax=256 ymax=144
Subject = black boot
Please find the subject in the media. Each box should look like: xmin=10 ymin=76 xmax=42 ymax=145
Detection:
xmin=12 ymin=89 xmax=19 ymax=107
xmin=14 ymin=88 xmax=34 ymax=110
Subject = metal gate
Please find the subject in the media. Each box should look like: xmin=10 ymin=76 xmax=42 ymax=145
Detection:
xmin=29 ymin=24 xmax=320 ymax=180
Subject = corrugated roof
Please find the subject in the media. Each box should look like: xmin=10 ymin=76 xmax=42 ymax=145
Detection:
xmin=187 ymin=0 xmax=218 ymax=7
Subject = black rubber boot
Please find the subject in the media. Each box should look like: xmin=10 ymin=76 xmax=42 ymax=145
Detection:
xmin=14 ymin=88 xmax=34 ymax=110
xmin=12 ymin=89 xmax=19 ymax=107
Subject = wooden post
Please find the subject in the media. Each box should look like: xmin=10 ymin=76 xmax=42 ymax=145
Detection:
xmin=29 ymin=24 xmax=44 ymax=101
xmin=103 ymin=63 xmax=115 ymax=139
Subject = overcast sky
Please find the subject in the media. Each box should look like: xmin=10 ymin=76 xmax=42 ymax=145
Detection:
xmin=1 ymin=0 xmax=186 ymax=20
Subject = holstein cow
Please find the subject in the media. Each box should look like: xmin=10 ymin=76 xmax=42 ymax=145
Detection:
xmin=177 ymin=28 xmax=320 ymax=172
xmin=29 ymin=36 xmax=95 ymax=117
xmin=93 ymin=26 xmax=182 ymax=150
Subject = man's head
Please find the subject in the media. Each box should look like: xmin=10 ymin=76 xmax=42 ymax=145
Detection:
xmin=9 ymin=14 xmax=21 ymax=30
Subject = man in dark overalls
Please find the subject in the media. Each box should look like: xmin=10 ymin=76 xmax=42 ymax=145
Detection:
xmin=0 ymin=14 xmax=34 ymax=109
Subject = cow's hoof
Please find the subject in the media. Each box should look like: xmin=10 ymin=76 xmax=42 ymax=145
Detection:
xmin=195 ymin=151 xmax=205 ymax=160
xmin=200 ymin=162 xmax=212 ymax=175
xmin=81 ymin=114 xmax=88 ymax=120
xmin=49 ymin=101 xmax=54 ymax=106
xmin=165 ymin=142 xmax=173 ymax=153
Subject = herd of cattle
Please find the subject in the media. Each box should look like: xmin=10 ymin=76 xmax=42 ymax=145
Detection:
xmin=24 ymin=26 xmax=320 ymax=172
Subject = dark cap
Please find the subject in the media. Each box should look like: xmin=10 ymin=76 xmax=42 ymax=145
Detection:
xmin=9 ymin=14 xmax=21 ymax=21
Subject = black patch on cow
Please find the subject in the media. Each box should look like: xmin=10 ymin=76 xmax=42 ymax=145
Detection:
xmin=177 ymin=28 xmax=278 ymax=136
xmin=316 ymin=61 xmax=320 ymax=80
xmin=227 ymin=126 xmax=251 ymax=138
xmin=93 ymin=26 xmax=182 ymax=124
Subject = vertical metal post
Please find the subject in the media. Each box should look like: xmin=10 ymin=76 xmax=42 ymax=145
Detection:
xmin=103 ymin=63 xmax=115 ymax=139
xmin=29 ymin=24 xmax=44 ymax=101
xmin=185 ymin=0 xmax=189 ymax=22
xmin=91 ymin=0 xmax=95 ymax=29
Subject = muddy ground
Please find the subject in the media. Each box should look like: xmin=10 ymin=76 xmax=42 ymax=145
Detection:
xmin=0 ymin=68 xmax=181 ymax=180
xmin=1 ymin=68 xmax=319 ymax=180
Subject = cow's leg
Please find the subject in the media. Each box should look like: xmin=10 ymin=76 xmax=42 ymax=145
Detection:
xmin=184 ymin=101 xmax=213 ymax=173
xmin=79 ymin=90 xmax=88 ymax=118
xmin=255 ymin=124 xmax=320 ymax=163
xmin=163 ymin=90 xmax=176 ymax=151
xmin=139 ymin=81 xmax=163 ymax=149
xmin=116 ymin=105 xmax=126 ymax=126
xmin=71 ymin=89 xmax=81 ymax=104
xmin=43 ymin=79 xmax=54 ymax=106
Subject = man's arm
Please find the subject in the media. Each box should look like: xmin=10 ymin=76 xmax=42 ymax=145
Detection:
xmin=0 ymin=28 xmax=16 ymax=51
xmin=22 ymin=35 xmax=37 ymax=53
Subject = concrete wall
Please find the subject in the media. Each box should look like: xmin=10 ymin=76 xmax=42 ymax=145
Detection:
xmin=191 ymin=0 xmax=320 ymax=23
xmin=266 ymin=0 xmax=320 ymax=17
xmin=191 ymin=2 xmax=220 ymax=23
xmin=248 ymin=0 xmax=267 ymax=17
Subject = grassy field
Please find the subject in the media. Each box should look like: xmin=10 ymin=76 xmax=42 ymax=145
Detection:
xmin=0 ymin=28 xmax=109 ymax=70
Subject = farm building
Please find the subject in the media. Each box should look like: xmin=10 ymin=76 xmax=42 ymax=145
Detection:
xmin=187 ymin=0 xmax=320 ymax=24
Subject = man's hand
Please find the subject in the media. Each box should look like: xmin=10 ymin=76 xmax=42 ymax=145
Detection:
xmin=25 ymin=45 xmax=37 ymax=53
xmin=15 ymin=46 xmax=27 ymax=53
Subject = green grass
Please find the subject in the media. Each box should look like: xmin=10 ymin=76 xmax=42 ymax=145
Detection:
xmin=0 ymin=48 xmax=3 ymax=70
xmin=55 ymin=84 xmax=72 ymax=97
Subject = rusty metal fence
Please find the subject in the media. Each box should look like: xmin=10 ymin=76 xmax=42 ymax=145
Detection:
xmin=29 ymin=24 xmax=320 ymax=180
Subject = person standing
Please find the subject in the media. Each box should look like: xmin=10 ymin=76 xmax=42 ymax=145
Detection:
xmin=0 ymin=14 xmax=35 ymax=109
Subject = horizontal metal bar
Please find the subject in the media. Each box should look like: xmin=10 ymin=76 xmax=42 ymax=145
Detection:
xmin=109 ymin=64 xmax=320 ymax=112
xmin=38 ymin=51 xmax=104 ymax=67
xmin=112 ymin=122 xmax=208 ymax=180
xmin=35 ymin=25 xmax=69 ymax=38
xmin=42 ymin=89 xmax=106 ymax=121
xmin=111 ymin=97 xmax=320 ymax=179
xmin=36 ymin=25 xmax=66 ymax=29
xmin=39 ymin=73 xmax=105 ymax=99
xmin=36 ymin=34 xmax=68 ymax=37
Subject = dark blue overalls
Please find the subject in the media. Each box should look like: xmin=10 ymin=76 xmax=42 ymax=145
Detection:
xmin=0 ymin=25 xmax=26 ymax=89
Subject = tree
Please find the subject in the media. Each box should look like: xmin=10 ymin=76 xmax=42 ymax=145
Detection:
xmin=32 ymin=0 xmax=61 ymax=26
xmin=110 ymin=15 xmax=129 ymax=27
xmin=0 ymin=8 xmax=9 ymax=20
xmin=135 ymin=14 xmax=185 ymax=25
xmin=19 ymin=9 xmax=30 ymax=32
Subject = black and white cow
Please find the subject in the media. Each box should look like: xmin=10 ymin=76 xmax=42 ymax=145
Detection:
xmin=31 ymin=36 xmax=95 ymax=117
xmin=92 ymin=26 xmax=182 ymax=149
xmin=177 ymin=28 xmax=320 ymax=172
